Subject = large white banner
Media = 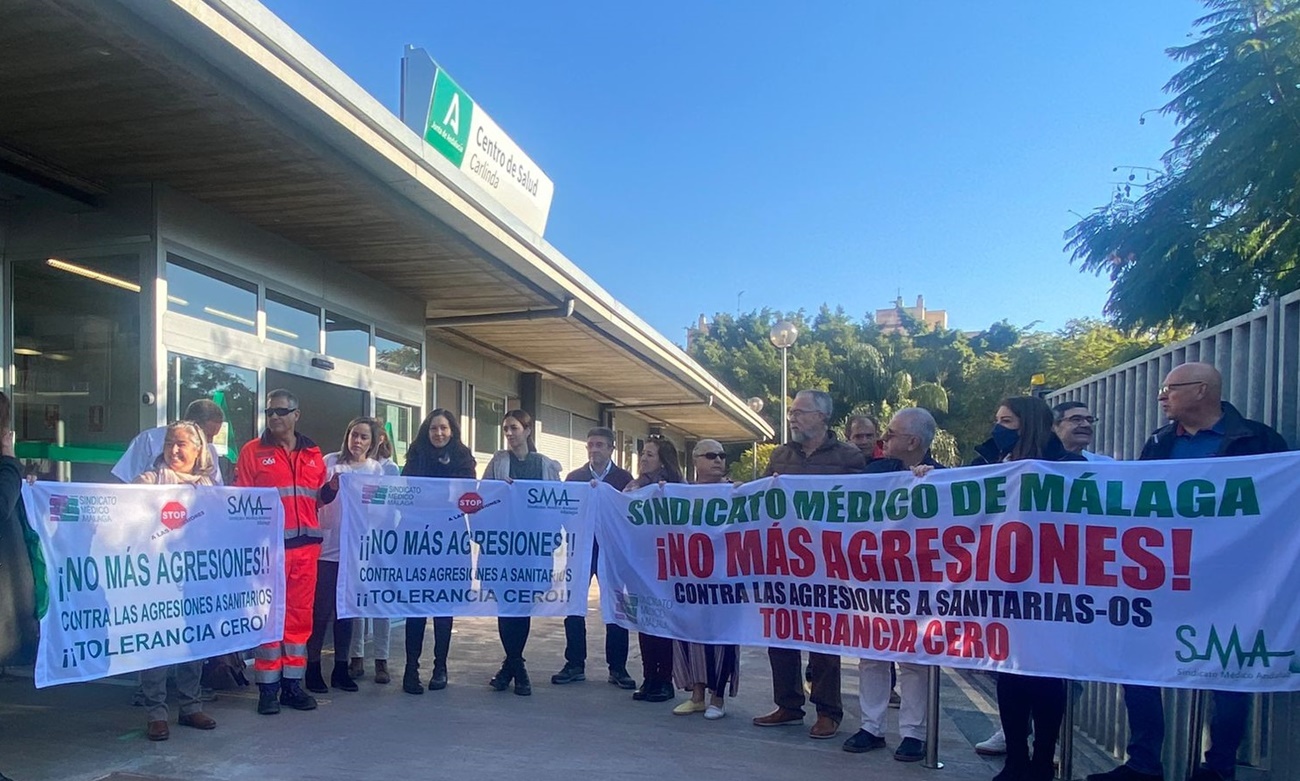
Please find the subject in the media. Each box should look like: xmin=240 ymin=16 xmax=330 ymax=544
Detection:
xmin=593 ymin=454 xmax=1300 ymax=692
xmin=337 ymin=475 xmax=592 ymax=618
xmin=22 ymin=483 xmax=285 ymax=688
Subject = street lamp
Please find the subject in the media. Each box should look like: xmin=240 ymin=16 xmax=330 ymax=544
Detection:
xmin=769 ymin=320 xmax=799 ymax=444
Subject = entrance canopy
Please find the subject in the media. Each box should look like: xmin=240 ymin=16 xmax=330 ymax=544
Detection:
xmin=0 ymin=0 xmax=772 ymax=443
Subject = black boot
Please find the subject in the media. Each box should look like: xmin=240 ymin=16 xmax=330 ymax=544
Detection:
xmin=992 ymin=751 xmax=1030 ymax=781
xmin=403 ymin=664 xmax=424 ymax=695
xmin=428 ymin=661 xmax=448 ymax=691
xmin=513 ymin=659 xmax=532 ymax=696
xmin=330 ymin=661 xmax=358 ymax=692
xmin=488 ymin=659 xmax=513 ymax=691
xmin=257 ymin=682 xmax=281 ymax=715
xmin=279 ymin=679 xmax=318 ymax=710
xmin=304 ymin=661 xmax=328 ymax=694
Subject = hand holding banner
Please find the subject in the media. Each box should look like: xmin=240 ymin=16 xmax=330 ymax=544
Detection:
xmin=22 ymin=482 xmax=285 ymax=688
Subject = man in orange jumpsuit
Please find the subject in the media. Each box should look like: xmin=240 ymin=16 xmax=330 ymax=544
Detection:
xmin=236 ymin=389 xmax=331 ymax=715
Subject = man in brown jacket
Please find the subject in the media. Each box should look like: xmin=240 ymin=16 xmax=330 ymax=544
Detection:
xmin=752 ymin=389 xmax=866 ymax=739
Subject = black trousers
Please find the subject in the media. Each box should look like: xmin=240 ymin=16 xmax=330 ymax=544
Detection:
xmin=638 ymin=633 xmax=674 ymax=685
xmin=404 ymin=616 xmax=453 ymax=667
xmin=498 ymin=617 xmax=531 ymax=661
xmin=997 ymin=673 xmax=1067 ymax=766
xmin=563 ymin=615 xmax=629 ymax=669
xmin=306 ymin=560 xmax=353 ymax=664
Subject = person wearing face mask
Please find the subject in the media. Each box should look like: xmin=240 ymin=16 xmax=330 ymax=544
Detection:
xmin=969 ymin=397 xmax=1083 ymax=781
xmin=305 ymin=417 xmax=385 ymax=695
xmin=400 ymin=409 xmax=478 ymax=695
xmin=484 ymin=410 xmax=561 ymax=697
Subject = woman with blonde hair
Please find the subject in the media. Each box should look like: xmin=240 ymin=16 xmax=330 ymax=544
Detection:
xmin=134 ymin=421 xmax=219 ymax=740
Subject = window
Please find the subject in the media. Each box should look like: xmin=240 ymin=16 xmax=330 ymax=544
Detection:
xmin=167 ymin=354 xmax=258 ymax=477
xmin=376 ymin=331 xmax=421 ymax=378
xmin=265 ymin=290 xmax=320 ymax=351
xmin=377 ymin=399 xmax=417 ymax=467
xmin=12 ymin=255 xmax=142 ymax=482
xmin=166 ymin=254 xmax=257 ymax=333
xmin=473 ymin=391 xmax=505 ymax=454
xmin=435 ymin=376 xmax=463 ymax=422
xmin=325 ymin=310 xmax=370 ymax=365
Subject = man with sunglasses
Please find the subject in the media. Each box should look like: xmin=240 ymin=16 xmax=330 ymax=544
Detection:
xmin=843 ymin=407 xmax=943 ymax=762
xmin=236 ymin=389 xmax=330 ymax=716
xmin=1088 ymin=362 xmax=1287 ymax=781
xmin=1051 ymin=402 xmax=1112 ymax=461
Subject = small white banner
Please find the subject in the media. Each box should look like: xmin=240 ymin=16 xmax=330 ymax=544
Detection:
xmin=592 ymin=455 xmax=1300 ymax=692
xmin=337 ymin=475 xmax=592 ymax=618
xmin=22 ymin=483 xmax=285 ymax=688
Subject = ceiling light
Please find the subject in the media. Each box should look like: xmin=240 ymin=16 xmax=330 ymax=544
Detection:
xmin=46 ymin=258 xmax=140 ymax=293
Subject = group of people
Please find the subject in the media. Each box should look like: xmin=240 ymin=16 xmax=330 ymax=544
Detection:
xmin=0 ymin=356 xmax=1287 ymax=781
xmin=748 ymin=362 xmax=1283 ymax=781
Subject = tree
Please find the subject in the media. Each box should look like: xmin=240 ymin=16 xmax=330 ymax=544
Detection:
xmin=1067 ymin=0 xmax=1300 ymax=328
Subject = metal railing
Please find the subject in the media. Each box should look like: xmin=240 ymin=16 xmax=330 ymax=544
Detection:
xmin=1047 ymin=289 xmax=1300 ymax=780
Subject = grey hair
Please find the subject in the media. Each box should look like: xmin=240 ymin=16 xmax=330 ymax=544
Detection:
xmin=794 ymin=390 xmax=833 ymax=419
xmin=266 ymin=388 xmax=299 ymax=409
xmin=692 ymin=439 xmax=725 ymax=457
xmin=891 ymin=407 xmax=937 ymax=449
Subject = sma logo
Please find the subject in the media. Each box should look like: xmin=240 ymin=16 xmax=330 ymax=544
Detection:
xmin=227 ymin=494 xmax=274 ymax=517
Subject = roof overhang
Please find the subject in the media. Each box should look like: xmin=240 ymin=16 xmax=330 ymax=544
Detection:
xmin=0 ymin=0 xmax=773 ymax=442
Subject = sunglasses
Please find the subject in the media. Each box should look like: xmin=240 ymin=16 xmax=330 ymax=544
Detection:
xmin=265 ymin=407 xmax=298 ymax=417
xmin=697 ymin=452 xmax=726 ymax=461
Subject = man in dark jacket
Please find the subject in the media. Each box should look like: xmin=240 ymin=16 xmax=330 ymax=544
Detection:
xmin=753 ymin=390 xmax=866 ymax=740
xmin=1088 ymin=362 xmax=1288 ymax=781
xmin=552 ymin=427 xmax=636 ymax=689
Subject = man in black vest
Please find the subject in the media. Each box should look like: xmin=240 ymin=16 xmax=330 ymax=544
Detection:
xmin=552 ymin=427 xmax=636 ymax=689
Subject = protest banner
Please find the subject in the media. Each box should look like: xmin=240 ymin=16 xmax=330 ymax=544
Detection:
xmin=337 ymin=475 xmax=592 ymax=619
xmin=22 ymin=482 xmax=285 ymax=688
xmin=591 ymin=453 xmax=1300 ymax=691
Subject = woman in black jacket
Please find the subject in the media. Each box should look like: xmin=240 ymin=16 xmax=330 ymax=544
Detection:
xmin=624 ymin=438 xmax=684 ymax=703
xmin=974 ymin=396 xmax=1083 ymax=781
xmin=400 ymin=408 xmax=478 ymax=695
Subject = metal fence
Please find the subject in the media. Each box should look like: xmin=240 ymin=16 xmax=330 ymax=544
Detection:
xmin=1047 ymin=289 xmax=1300 ymax=781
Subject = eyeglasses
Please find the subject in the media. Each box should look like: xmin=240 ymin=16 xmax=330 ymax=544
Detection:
xmin=787 ymin=408 xmax=820 ymax=419
xmin=1159 ymin=381 xmax=1204 ymax=395
xmin=1060 ymin=415 xmax=1098 ymax=424
xmin=697 ymin=452 xmax=726 ymax=461
xmin=265 ymin=407 xmax=298 ymax=417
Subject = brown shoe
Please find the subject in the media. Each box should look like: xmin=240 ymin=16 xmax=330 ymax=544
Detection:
xmin=373 ymin=659 xmax=390 ymax=684
xmin=178 ymin=712 xmax=216 ymax=730
xmin=146 ymin=720 xmax=169 ymax=741
xmin=752 ymin=707 xmax=805 ymax=727
xmin=809 ymin=715 xmax=840 ymax=739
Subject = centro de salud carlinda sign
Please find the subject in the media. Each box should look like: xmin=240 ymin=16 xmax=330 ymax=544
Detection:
xmin=401 ymin=46 xmax=555 ymax=236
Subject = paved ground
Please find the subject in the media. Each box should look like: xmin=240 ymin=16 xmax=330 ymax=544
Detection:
xmin=0 ymin=589 xmax=1119 ymax=781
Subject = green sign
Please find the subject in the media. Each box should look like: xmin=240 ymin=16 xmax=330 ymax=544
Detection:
xmin=425 ymin=69 xmax=473 ymax=167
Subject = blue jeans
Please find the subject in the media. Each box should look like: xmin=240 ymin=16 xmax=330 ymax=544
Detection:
xmin=1123 ymin=684 xmax=1250 ymax=776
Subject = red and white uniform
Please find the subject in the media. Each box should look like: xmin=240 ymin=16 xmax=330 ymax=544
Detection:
xmin=236 ymin=432 xmax=327 ymax=684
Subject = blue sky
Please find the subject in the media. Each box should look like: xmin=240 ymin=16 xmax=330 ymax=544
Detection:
xmin=264 ymin=0 xmax=1204 ymax=342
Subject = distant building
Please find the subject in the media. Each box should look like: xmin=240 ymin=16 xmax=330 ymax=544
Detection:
xmin=875 ymin=295 xmax=948 ymax=334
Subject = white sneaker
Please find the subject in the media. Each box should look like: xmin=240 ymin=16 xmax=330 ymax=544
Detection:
xmin=704 ymin=704 xmax=726 ymax=720
xmin=975 ymin=728 xmax=1006 ymax=756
